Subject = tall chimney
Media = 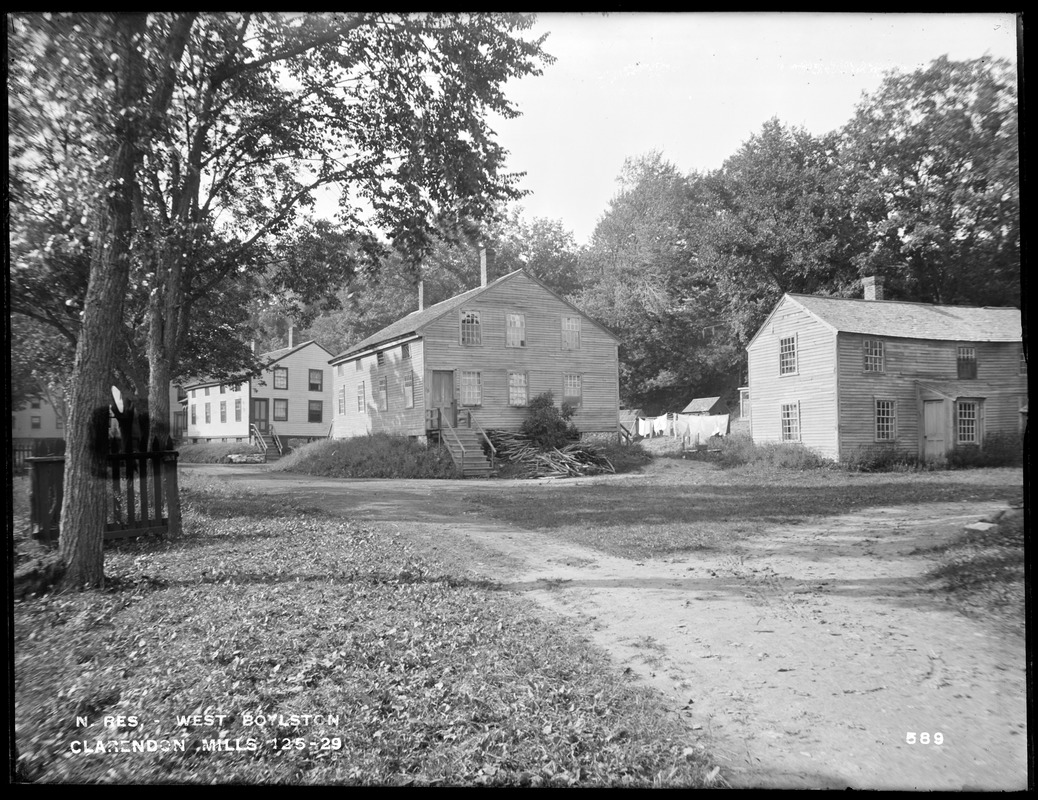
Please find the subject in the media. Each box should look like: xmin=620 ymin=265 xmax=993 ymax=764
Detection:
xmin=479 ymin=246 xmax=488 ymax=287
xmin=863 ymin=275 xmax=885 ymax=301
xmin=418 ymin=280 xmax=424 ymax=312
xmin=288 ymin=324 xmax=295 ymax=348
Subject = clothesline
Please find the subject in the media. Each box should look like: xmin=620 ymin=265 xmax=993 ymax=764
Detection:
xmin=633 ymin=412 xmax=730 ymax=441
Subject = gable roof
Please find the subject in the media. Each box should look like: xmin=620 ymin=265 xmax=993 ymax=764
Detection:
xmin=330 ymin=269 xmax=618 ymax=363
xmin=764 ymin=294 xmax=1020 ymax=344
xmin=183 ymin=340 xmax=333 ymax=389
xmin=681 ymin=396 xmax=726 ymax=414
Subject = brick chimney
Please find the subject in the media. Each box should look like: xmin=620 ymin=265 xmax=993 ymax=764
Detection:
xmin=863 ymin=275 xmax=885 ymax=301
xmin=418 ymin=280 xmax=424 ymax=312
xmin=479 ymin=246 xmax=488 ymax=287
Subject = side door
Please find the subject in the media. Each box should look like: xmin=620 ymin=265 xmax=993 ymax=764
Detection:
xmin=251 ymin=398 xmax=269 ymax=434
xmin=923 ymin=399 xmax=946 ymax=460
xmin=430 ymin=371 xmax=455 ymax=428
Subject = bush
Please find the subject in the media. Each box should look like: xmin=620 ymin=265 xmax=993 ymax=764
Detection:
xmin=948 ymin=432 xmax=1024 ymax=469
xmin=714 ymin=433 xmax=834 ymax=470
xmin=272 ymin=433 xmax=460 ymax=479
xmin=519 ymin=391 xmax=579 ymax=450
xmin=842 ymin=445 xmax=928 ymax=473
xmin=176 ymin=442 xmax=263 ymax=463
xmin=583 ymin=435 xmax=653 ymax=473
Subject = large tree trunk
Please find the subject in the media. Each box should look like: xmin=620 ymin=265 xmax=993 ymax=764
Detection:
xmin=59 ymin=14 xmax=147 ymax=589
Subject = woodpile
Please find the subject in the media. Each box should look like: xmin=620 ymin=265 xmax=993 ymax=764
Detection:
xmin=487 ymin=431 xmax=615 ymax=478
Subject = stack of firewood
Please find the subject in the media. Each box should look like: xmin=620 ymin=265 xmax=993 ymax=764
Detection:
xmin=486 ymin=431 xmax=615 ymax=478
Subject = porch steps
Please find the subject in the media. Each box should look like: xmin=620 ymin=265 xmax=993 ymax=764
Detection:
xmin=257 ymin=432 xmax=283 ymax=462
xmin=443 ymin=426 xmax=493 ymax=477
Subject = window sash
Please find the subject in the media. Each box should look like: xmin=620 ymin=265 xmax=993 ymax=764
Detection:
xmin=274 ymin=367 xmax=289 ymax=389
xmin=508 ymin=371 xmax=528 ymax=406
xmin=404 ymin=371 xmax=414 ymax=409
xmin=461 ymin=311 xmax=481 ymax=345
xmin=562 ymin=317 xmax=580 ymax=350
xmin=273 ymin=399 xmax=288 ymax=421
xmin=219 ymin=401 xmax=227 ymax=423
xmin=377 ymin=377 xmax=388 ymax=411
xmin=191 ymin=405 xmax=196 ymax=425
xmin=308 ymin=401 xmax=323 ymax=423
xmin=779 ymin=336 xmax=797 ymax=375
xmin=235 ymin=399 xmax=242 ymax=422
xmin=780 ymin=402 xmax=800 ymax=441
xmin=204 ymin=403 xmax=211 ymax=424
xmin=863 ymin=340 xmax=884 ymax=372
xmin=506 ymin=313 xmax=526 ymax=347
xmin=461 ymin=371 xmax=482 ymax=406
xmin=563 ymin=373 xmax=582 ymax=406
xmin=309 ymin=369 xmax=324 ymax=392
xmin=957 ymin=400 xmax=979 ymax=444
xmin=357 ymin=382 xmax=365 ymax=413
xmin=337 ymin=387 xmax=346 ymax=415
xmin=957 ymin=346 xmax=977 ymax=379
xmin=874 ymin=399 xmax=897 ymax=441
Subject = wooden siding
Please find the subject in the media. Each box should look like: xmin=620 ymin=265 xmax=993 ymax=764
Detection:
xmin=836 ymin=335 xmax=1026 ymax=459
xmin=746 ymin=300 xmax=839 ymax=458
xmin=250 ymin=343 xmax=334 ymax=438
xmin=332 ymin=338 xmax=426 ymax=438
xmin=420 ymin=273 xmax=619 ymax=433
xmin=186 ymin=383 xmax=250 ymax=441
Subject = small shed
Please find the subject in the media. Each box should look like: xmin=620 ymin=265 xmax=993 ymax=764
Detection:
xmin=681 ymin=396 xmax=729 ymax=416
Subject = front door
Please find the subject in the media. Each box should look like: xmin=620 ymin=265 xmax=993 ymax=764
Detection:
xmin=431 ymin=371 xmax=455 ymax=428
xmin=923 ymin=399 xmax=946 ymax=460
xmin=251 ymin=398 xmax=269 ymax=434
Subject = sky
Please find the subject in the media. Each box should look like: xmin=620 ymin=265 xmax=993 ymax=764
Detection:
xmin=490 ymin=12 xmax=1019 ymax=246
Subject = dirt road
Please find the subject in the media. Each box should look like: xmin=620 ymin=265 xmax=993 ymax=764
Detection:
xmin=185 ymin=464 xmax=1029 ymax=790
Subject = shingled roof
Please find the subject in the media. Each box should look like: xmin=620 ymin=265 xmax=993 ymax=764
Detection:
xmin=785 ymin=294 xmax=1021 ymax=342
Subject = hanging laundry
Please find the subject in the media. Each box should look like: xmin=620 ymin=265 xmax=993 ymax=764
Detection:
xmin=637 ymin=418 xmax=652 ymax=437
xmin=652 ymin=415 xmax=668 ymax=435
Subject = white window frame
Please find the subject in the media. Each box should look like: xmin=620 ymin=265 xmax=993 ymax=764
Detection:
xmin=235 ymin=398 xmax=242 ymax=422
xmin=356 ymin=382 xmax=365 ymax=413
xmin=337 ymin=386 xmax=346 ymax=415
xmin=874 ymin=398 xmax=897 ymax=442
xmin=506 ymin=312 xmax=526 ymax=348
xmin=779 ymin=335 xmax=798 ymax=376
xmin=377 ymin=376 xmax=388 ymax=412
xmin=460 ymin=310 xmax=482 ymax=346
xmin=562 ymin=316 xmax=581 ymax=350
xmin=219 ymin=400 xmax=227 ymax=423
xmin=780 ymin=401 xmax=800 ymax=442
xmin=204 ymin=403 xmax=211 ymax=424
xmin=508 ymin=371 xmax=528 ymax=406
xmin=863 ymin=339 xmax=885 ymax=373
xmin=956 ymin=399 xmax=981 ymax=444
xmin=404 ymin=371 xmax=414 ymax=409
xmin=273 ymin=398 xmax=288 ymax=421
xmin=461 ymin=371 xmax=482 ymax=406
xmin=563 ymin=373 xmax=582 ymax=407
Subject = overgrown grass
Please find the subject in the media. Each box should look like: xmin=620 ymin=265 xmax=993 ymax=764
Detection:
xmin=713 ymin=433 xmax=835 ymax=470
xmin=581 ymin=436 xmax=653 ymax=474
xmin=13 ymin=474 xmax=712 ymax=786
xmin=272 ymin=434 xmax=459 ymax=479
xmin=467 ymin=463 xmax=1023 ymax=560
xmin=924 ymin=507 xmax=1025 ymax=637
xmin=947 ymin=432 xmax=1025 ymax=469
xmin=177 ymin=442 xmax=263 ymax=464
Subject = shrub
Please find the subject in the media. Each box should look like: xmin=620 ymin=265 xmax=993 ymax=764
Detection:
xmin=519 ymin=391 xmax=579 ymax=450
xmin=842 ymin=445 xmax=928 ymax=473
xmin=714 ymin=433 xmax=833 ymax=470
xmin=948 ymin=432 xmax=1024 ymax=469
xmin=176 ymin=442 xmax=263 ymax=463
xmin=272 ymin=433 xmax=460 ymax=479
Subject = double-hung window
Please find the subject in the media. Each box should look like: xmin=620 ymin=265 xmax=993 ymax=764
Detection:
xmin=779 ymin=336 xmax=798 ymax=375
xmin=957 ymin=346 xmax=977 ymax=379
xmin=508 ymin=371 xmax=528 ymax=406
xmin=404 ymin=371 xmax=415 ymax=409
xmin=219 ymin=401 xmax=227 ymax=423
xmin=506 ymin=313 xmax=526 ymax=347
xmin=274 ymin=367 xmax=289 ymax=390
xmin=957 ymin=400 xmax=980 ymax=444
xmin=357 ymin=382 xmax=365 ymax=413
xmin=309 ymin=369 xmax=324 ymax=392
xmin=562 ymin=316 xmax=581 ymax=350
xmin=780 ymin=402 xmax=800 ymax=441
xmin=338 ymin=387 xmax=346 ymax=415
xmin=563 ymin=373 xmax=582 ymax=407
xmin=874 ymin=399 xmax=897 ymax=441
xmin=461 ymin=311 xmax=481 ymax=345
xmin=863 ymin=340 xmax=884 ymax=372
xmin=273 ymin=399 xmax=288 ymax=421
xmin=204 ymin=403 xmax=211 ymax=424
xmin=377 ymin=377 xmax=388 ymax=411
xmin=235 ymin=399 xmax=242 ymax=422
xmin=461 ymin=371 xmax=482 ymax=406
xmin=308 ymin=401 xmax=323 ymax=423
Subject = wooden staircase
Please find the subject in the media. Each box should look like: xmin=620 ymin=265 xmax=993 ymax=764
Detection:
xmin=442 ymin=425 xmax=493 ymax=477
xmin=251 ymin=425 xmax=287 ymax=463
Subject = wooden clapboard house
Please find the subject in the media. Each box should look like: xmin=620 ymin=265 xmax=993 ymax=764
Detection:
xmin=328 ymin=269 xmax=621 ymax=476
xmin=746 ymin=277 xmax=1026 ymax=462
xmin=184 ymin=339 xmax=335 ymax=458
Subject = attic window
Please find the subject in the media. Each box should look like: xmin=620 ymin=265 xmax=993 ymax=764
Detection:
xmin=401 ymin=343 xmax=411 ymax=360
xmin=562 ymin=316 xmax=581 ymax=350
xmin=957 ymin=346 xmax=977 ymax=380
xmin=779 ymin=336 xmax=798 ymax=375
xmin=461 ymin=311 xmax=481 ymax=346
xmin=376 ymin=351 xmax=386 ymax=367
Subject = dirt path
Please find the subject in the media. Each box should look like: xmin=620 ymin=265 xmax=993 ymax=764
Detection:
xmin=185 ymin=465 xmax=1029 ymax=790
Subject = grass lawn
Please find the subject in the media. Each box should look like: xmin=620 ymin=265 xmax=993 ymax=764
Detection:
xmin=466 ymin=460 xmax=1024 ymax=560
xmin=12 ymin=474 xmax=712 ymax=786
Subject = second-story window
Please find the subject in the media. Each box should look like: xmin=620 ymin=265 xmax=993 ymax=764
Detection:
xmin=506 ymin=313 xmax=526 ymax=347
xmin=957 ymin=346 xmax=977 ymax=379
xmin=309 ymin=369 xmax=323 ymax=392
xmin=779 ymin=335 xmax=798 ymax=375
xmin=562 ymin=316 xmax=581 ymax=350
xmin=863 ymin=339 xmax=884 ymax=372
xmin=461 ymin=311 xmax=481 ymax=345
xmin=274 ymin=367 xmax=288 ymax=389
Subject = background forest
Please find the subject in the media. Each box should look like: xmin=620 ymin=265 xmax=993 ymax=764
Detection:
xmin=12 ymin=53 xmax=1020 ymax=416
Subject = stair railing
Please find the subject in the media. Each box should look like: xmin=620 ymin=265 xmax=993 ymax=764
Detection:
xmin=440 ymin=414 xmax=466 ymax=463
xmin=250 ymin=423 xmax=268 ymax=453
xmin=467 ymin=410 xmax=496 ymax=469
xmin=270 ymin=425 xmax=284 ymax=455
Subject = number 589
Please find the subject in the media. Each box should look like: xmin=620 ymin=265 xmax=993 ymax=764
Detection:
xmin=906 ymin=732 xmax=943 ymax=745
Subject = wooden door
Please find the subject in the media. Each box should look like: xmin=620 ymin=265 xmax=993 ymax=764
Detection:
xmin=251 ymin=399 xmax=269 ymax=433
xmin=923 ymin=400 xmax=946 ymax=460
xmin=430 ymin=371 xmax=455 ymax=427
